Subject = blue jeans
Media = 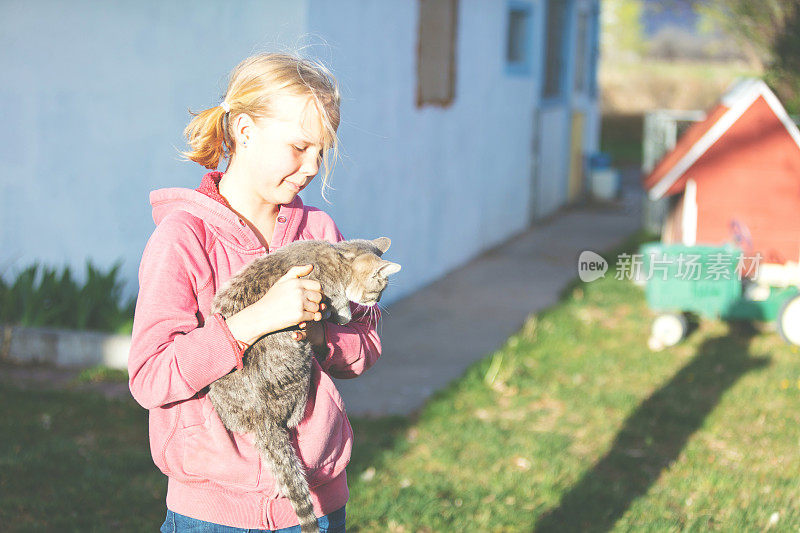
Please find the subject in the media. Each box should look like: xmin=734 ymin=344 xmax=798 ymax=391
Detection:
xmin=160 ymin=507 xmax=346 ymax=533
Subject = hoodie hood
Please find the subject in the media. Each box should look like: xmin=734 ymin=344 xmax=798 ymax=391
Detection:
xmin=149 ymin=171 xmax=306 ymax=253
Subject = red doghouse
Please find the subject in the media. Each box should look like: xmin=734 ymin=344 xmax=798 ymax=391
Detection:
xmin=644 ymin=79 xmax=800 ymax=266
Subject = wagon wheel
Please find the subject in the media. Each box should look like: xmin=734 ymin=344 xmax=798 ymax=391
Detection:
xmin=649 ymin=313 xmax=688 ymax=349
xmin=777 ymin=294 xmax=800 ymax=347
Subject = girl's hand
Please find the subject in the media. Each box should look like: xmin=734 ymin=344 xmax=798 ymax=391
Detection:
xmin=225 ymin=264 xmax=325 ymax=345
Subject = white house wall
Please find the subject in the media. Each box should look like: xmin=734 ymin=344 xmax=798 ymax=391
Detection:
xmin=0 ymin=0 xmax=308 ymax=298
xmin=303 ymin=0 xmax=541 ymax=302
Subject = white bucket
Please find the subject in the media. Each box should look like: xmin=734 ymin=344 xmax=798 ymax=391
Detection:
xmin=590 ymin=167 xmax=620 ymax=200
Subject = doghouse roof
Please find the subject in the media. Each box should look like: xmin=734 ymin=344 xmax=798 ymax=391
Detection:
xmin=643 ymin=79 xmax=800 ymax=200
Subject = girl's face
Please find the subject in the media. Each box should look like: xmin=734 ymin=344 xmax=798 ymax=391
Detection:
xmin=234 ymin=94 xmax=325 ymax=207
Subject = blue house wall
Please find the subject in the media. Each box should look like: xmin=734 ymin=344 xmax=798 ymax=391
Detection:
xmin=0 ymin=0 xmax=600 ymax=305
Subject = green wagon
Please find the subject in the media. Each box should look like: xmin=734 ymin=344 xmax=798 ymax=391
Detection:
xmin=638 ymin=242 xmax=800 ymax=348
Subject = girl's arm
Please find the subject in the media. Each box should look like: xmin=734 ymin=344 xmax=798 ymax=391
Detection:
xmin=319 ymin=302 xmax=382 ymax=379
xmin=128 ymin=217 xmax=244 ymax=410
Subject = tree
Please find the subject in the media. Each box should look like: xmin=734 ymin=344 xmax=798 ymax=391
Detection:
xmin=769 ymin=4 xmax=800 ymax=113
xmin=695 ymin=0 xmax=800 ymax=112
xmin=602 ymin=0 xmax=647 ymax=62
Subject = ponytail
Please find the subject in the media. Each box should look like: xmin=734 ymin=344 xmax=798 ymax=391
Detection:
xmin=181 ymin=104 xmax=232 ymax=170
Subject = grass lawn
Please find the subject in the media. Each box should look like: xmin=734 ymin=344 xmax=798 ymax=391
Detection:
xmin=0 ymin=383 xmax=165 ymax=531
xmin=600 ymin=59 xmax=761 ymax=115
xmin=2 ymin=235 xmax=800 ymax=531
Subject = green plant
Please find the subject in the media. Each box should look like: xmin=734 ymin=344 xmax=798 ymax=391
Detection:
xmin=0 ymin=260 xmax=136 ymax=333
xmin=76 ymin=365 xmax=129 ymax=384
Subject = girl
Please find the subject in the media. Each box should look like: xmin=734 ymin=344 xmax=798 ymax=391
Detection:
xmin=128 ymin=53 xmax=381 ymax=533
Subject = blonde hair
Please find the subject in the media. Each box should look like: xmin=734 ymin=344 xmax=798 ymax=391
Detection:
xmin=182 ymin=52 xmax=341 ymax=196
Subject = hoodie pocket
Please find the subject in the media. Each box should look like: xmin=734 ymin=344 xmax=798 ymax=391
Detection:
xmin=182 ymin=409 xmax=263 ymax=490
xmin=295 ymin=367 xmax=353 ymax=484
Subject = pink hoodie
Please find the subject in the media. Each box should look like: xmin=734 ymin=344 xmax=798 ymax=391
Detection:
xmin=128 ymin=171 xmax=381 ymax=529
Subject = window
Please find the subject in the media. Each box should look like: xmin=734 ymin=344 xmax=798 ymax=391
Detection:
xmin=506 ymin=2 xmax=533 ymax=74
xmin=574 ymin=10 xmax=589 ymax=93
xmin=588 ymin=2 xmax=599 ymax=98
xmin=416 ymin=0 xmax=459 ymax=108
xmin=543 ymin=0 xmax=569 ymax=99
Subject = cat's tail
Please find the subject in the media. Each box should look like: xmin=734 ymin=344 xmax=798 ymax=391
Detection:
xmin=255 ymin=423 xmax=320 ymax=533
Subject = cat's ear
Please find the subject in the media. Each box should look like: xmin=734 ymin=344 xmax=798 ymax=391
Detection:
xmin=377 ymin=260 xmax=401 ymax=277
xmin=371 ymin=237 xmax=391 ymax=254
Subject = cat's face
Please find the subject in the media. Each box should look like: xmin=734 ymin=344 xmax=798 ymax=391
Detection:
xmin=338 ymin=237 xmax=401 ymax=307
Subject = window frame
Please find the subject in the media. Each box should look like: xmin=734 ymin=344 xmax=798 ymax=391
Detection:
xmin=505 ymin=0 xmax=535 ymax=76
xmin=541 ymin=0 xmax=573 ymax=104
xmin=416 ymin=0 xmax=460 ymax=108
xmin=573 ymin=7 xmax=590 ymax=94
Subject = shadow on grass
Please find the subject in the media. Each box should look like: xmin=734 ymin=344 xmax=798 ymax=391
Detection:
xmin=534 ymin=322 xmax=769 ymax=532
xmin=347 ymin=415 xmax=412 ymax=480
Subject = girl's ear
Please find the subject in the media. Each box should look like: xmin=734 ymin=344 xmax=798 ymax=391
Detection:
xmin=233 ymin=113 xmax=256 ymax=145
xmin=372 ymin=237 xmax=391 ymax=254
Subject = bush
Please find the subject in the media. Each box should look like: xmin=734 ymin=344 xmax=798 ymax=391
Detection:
xmin=0 ymin=260 xmax=136 ymax=334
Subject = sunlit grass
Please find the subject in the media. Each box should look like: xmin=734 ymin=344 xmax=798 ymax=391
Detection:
xmin=347 ymin=238 xmax=800 ymax=531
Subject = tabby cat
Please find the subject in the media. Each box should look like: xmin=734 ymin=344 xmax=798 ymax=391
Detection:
xmin=208 ymin=237 xmax=400 ymax=533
